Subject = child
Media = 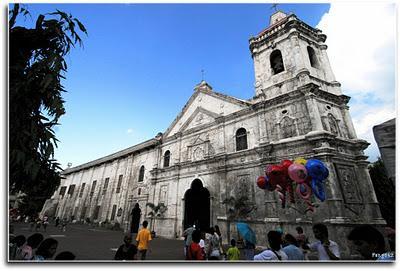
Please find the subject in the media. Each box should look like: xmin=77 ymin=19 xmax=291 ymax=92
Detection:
xmin=186 ymin=230 xmax=205 ymax=260
xmin=227 ymin=239 xmax=240 ymax=261
xmin=136 ymin=221 xmax=152 ymax=260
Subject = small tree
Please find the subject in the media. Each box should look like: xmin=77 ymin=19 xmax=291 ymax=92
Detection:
xmin=222 ymin=195 xmax=257 ymax=243
xmin=146 ymin=202 xmax=168 ymax=235
xmin=368 ymin=158 xmax=395 ymax=227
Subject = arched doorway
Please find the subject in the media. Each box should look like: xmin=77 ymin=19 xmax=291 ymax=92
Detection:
xmin=183 ymin=179 xmax=210 ymax=231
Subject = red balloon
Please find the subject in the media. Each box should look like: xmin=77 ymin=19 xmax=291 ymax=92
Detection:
xmin=256 ymin=176 xmax=267 ymax=189
xmin=268 ymin=165 xmax=285 ymax=187
xmin=281 ymin=159 xmax=293 ymax=174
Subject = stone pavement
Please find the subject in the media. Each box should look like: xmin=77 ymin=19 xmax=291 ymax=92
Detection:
xmin=10 ymin=222 xmax=185 ymax=261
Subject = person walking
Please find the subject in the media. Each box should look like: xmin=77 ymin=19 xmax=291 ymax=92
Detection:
xmin=307 ymin=223 xmax=340 ymax=260
xmin=42 ymin=215 xmax=49 ymax=232
xmin=130 ymin=203 xmax=141 ymax=237
xmin=114 ymin=235 xmax=138 ymax=260
xmin=282 ymin=233 xmax=305 ymax=260
xmin=136 ymin=221 xmax=152 ymax=260
xmin=55 ymin=217 xmax=60 ymax=228
xmin=186 ymin=230 xmax=205 ymax=260
xmin=33 ymin=238 xmax=58 ymax=261
xmin=226 ymin=239 xmax=240 ymax=261
xmin=254 ymin=231 xmax=288 ymax=261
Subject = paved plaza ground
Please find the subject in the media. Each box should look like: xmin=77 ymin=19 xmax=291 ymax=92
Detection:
xmin=11 ymin=222 xmax=185 ymax=261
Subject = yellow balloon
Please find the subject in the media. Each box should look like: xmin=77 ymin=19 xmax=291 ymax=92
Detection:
xmin=294 ymin=157 xmax=307 ymax=165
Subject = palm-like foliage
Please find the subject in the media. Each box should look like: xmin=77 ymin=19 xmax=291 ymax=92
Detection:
xmin=222 ymin=195 xmax=257 ymax=243
xmin=146 ymin=202 xmax=168 ymax=232
xmin=9 ymin=4 xmax=87 ymax=215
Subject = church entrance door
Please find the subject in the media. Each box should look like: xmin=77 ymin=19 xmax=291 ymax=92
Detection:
xmin=183 ymin=179 xmax=210 ymax=231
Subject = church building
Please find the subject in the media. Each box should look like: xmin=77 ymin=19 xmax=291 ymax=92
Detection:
xmin=42 ymin=11 xmax=385 ymax=256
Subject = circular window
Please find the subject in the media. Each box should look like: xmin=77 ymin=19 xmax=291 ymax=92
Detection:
xmin=282 ymin=110 xmax=288 ymax=114
xmin=326 ymin=105 xmax=331 ymax=110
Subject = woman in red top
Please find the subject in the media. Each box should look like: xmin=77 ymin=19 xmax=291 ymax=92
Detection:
xmin=187 ymin=230 xmax=205 ymax=260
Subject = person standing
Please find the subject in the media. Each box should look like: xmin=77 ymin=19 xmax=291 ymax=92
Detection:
xmin=307 ymin=223 xmax=340 ymax=260
xmin=130 ymin=203 xmax=141 ymax=236
xmin=214 ymin=225 xmax=224 ymax=256
xmin=9 ymin=235 xmax=26 ymax=260
xmin=114 ymin=235 xmax=138 ymax=260
xmin=244 ymin=239 xmax=255 ymax=261
xmin=208 ymin=227 xmax=221 ymax=260
xmin=186 ymin=230 xmax=205 ymax=260
xmin=33 ymin=238 xmax=58 ymax=261
xmin=226 ymin=239 xmax=240 ymax=261
xmin=55 ymin=217 xmax=60 ymax=228
xmin=16 ymin=233 xmax=44 ymax=260
xmin=254 ymin=231 xmax=288 ymax=261
xmin=282 ymin=233 xmax=305 ymax=260
xmin=183 ymin=225 xmax=196 ymax=258
xmin=136 ymin=221 xmax=152 ymax=260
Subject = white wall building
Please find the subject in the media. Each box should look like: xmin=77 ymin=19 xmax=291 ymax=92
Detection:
xmin=42 ymin=11 xmax=385 ymax=257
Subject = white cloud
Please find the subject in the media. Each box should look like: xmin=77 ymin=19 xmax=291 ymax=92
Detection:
xmin=127 ymin=128 xmax=133 ymax=134
xmin=317 ymin=2 xmax=396 ymax=161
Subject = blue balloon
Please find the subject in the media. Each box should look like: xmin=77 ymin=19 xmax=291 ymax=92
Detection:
xmin=311 ymin=178 xmax=326 ymax=201
xmin=306 ymin=159 xmax=328 ymax=180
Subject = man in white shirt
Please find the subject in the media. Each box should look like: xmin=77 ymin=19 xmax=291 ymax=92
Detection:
xmin=254 ymin=231 xmax=288 ymax=261
xmin=307 ymin=223 xmax=340 ymax=260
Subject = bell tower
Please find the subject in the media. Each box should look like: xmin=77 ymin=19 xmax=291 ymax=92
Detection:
xmin=250 ymin=11 xmax=341 ymax=99
xmin=247 ymin=10 xmax=385 ymax=251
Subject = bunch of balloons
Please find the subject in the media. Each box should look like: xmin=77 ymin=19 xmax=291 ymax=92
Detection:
xmin=256 ymin=157 xmax=329 ymax=212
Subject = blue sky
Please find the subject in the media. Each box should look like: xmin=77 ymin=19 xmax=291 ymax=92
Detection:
xmin=11 ymin=2 xmax=396 ymax=169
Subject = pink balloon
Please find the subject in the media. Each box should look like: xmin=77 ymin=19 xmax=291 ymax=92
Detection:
xmin=288 ymin=163 xmax=308 ymax=184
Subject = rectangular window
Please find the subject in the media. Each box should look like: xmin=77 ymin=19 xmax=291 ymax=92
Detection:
xmin=59 ymin=186 xmax=67 ymax=197
xmin=102 ymin=178 xmax=109 ymax=195
xmin=110 ymin=205 xmax=117 ymax=221
xmin=93 ymin=205 xmax=101 ymax=220
xmin=67 ymin=184 xmax=76 ymax=196
xmin=90 ymin=180 xmax=97 ymax=197
xmin=116 ymin=175 xmax=123 ymax=193
xmin=79 ymin=183 xmax=86 ymax=198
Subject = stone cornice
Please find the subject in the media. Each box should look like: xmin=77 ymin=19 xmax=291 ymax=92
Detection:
xmin=250 ymin=14 xmax=327 ymax=57
xmin=62 ymin=138 xmax=159 ymax=175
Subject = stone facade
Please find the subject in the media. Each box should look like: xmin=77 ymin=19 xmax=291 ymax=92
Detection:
xmin=373 ymin=118 xmax=396 ymax=185
xmin=41 ymin=11 xmax=385 ymax=257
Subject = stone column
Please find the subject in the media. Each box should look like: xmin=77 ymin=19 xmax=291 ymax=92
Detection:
xmin=319 ymin=44 xmax=336 ymax=82
xmin=304 ymin=93 xmax=324 ymax=131
xmin=342 ymin=106 xmax=358 ymax=139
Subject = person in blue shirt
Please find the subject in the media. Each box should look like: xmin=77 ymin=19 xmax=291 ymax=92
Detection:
xmin=282 ymin=233 xmax=305 ymax=261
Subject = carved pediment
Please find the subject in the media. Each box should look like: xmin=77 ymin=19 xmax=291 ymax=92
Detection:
xmin=163 ymin=88 xmax=251 ymax=138
xmin=179 ymin=107 xmax=219 ymax=133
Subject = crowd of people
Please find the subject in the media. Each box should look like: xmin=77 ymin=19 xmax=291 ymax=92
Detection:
xmin=9 ymin=232 xmax=76 ymax=261
xmin=9 ymin=209 xmax=395 ymax=262
xmin=180 ymin=223 xmax=395 ymax=261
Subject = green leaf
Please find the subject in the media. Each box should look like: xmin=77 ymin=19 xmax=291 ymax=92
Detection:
xmin=73 ymin=18 xmax=87 ymax=34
